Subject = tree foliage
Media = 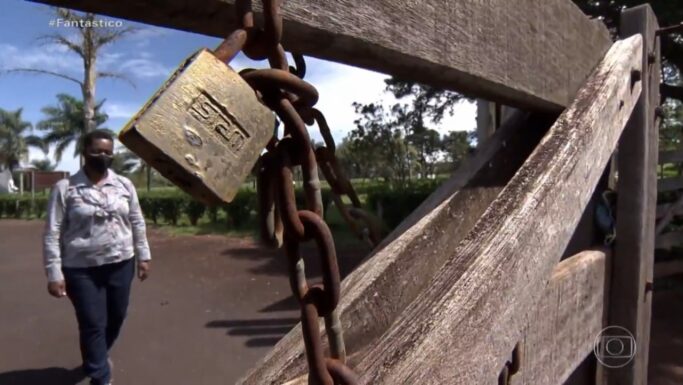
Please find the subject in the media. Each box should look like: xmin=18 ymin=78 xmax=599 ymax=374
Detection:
xmin=0 ymin=108 xmax=45 ymax=170
xmin=342 ymin=78 xmax=474 ymax=186
xmin=344 ymin=1 xmax=683 ymax=181
xmin=31 ymin=159 xmax=57 ymax=171
xmin=37 ymin=93 xmax=109 ymax=162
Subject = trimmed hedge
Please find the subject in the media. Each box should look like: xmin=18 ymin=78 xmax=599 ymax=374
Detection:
xmin=0 ymin=194 xmax=49 ymax=219
xmin=1 ymin=180 xmax=439 ymax=234
xmin=365 ymin=180 xmax=441 ymax=230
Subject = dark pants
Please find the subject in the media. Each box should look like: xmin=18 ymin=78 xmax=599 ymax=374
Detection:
xmin=63 ymin=258 xmax=135 ymax=385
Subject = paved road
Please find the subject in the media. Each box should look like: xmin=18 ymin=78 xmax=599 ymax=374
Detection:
xmin=1 ymin=219 xmax=681 ymax=384
xmin=0 ymin=219 xmax=368 ymax=385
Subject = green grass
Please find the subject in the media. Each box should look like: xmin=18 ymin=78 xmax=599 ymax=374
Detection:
xmin=148 ymin=196 xmax=374 ymax=248
xmin=661 ymin=163 xmax=680 ymax=179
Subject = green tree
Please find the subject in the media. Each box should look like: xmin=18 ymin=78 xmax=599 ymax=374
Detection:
xmin=349 ymin=76 xmax=472 ymax=181
xmin=37 ymin=93 xmax=110 ymax=163
xmin=0 ymin=108 xmax=45 ymax=170
xmin=346 ymin=102 xmax=418 ymax=186
xmin=111 ymin=148 xmax=142 ymax=175
xmin=571 ymin=0 xmax=683 ymax=95
xmin=441 ymin=131 xmax=475 ymax=169
xmin=386 ymin=79 xmax=468 ymax=176
xmin=31 ymin=159 xmax=57 ymax=171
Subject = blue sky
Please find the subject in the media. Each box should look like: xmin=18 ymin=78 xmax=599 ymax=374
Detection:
xmin=0 ymin=0 xmax=476 ymax=174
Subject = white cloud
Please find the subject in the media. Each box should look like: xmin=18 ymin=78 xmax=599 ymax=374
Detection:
xmin=28 ymin=142 xmax=80 ymax=174
xmin=129 ymin=27 xmax=173 ymax=48
xmin=0 ymin=43 xmax=82 ymax=74
xmin=98 ymin=51 xmax=125 ymax=69
xmin=305 ymin=60 xmax=389 ymax=143
xmin=103 ymin=102 xmax=138 ymax=120
xmin=295 ymin=57 xmax=476 ymax=144
xmin=118 ymin=57 xmax=172 ymax=79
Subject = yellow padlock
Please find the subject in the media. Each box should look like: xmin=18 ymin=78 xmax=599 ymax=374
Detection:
xmin=119 ymin=48 xmax=274 ymax=205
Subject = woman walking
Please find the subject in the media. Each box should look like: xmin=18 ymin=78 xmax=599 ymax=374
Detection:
xmin=43 ymin=129 xmax=151 ymax=385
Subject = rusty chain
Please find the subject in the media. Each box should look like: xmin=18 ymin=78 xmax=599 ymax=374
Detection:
xmin=213 ymin=1 xmax=358 ymax=383
xmin=303 ymin=108 xmax=383 ymax=247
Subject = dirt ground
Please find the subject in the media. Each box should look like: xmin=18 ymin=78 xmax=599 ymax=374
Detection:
xmin=0 ymin=219 xmax=681 ymax=385
xmin=0 ymin=219 xmax=369 ymax=384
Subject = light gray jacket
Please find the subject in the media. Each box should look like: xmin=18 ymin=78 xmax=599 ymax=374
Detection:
xmin=43 ymin=169 xmax=151 ymax=282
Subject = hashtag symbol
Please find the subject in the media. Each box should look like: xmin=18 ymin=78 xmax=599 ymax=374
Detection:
xmin=49 ymin=19 xmax=55 ymax=27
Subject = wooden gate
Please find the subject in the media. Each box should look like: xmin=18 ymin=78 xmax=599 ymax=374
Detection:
xmin=30 ymin=1 xmax=662 ymax=384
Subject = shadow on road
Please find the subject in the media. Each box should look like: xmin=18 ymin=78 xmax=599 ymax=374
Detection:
xmin=222 ymin=244 xmax=369 ymax=280
xmin=206 ymin=317 xmax=299 ymax=348
xmin=0 ymin=367 xmax=84 ymax=385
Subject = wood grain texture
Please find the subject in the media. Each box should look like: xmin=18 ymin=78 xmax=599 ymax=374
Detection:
xmin=245 ymin=35 xmax=641 ymax=385
xmin=30 ymin=0 xmax=611 ymax=112
xmin=346 ymin=36 xmax=641 ymax=384
xmin=510 ymin=250 xmax=609 ymax=385
xmin=239 ymin=111 xmax=555 ymax=384
xmin=286 ymin=250 xmax=610 ymax=385
xmin=607 ymin=6 xmax=660 ymax=385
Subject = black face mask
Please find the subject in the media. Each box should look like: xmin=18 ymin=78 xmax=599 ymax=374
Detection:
xmin=85 ymin=154 xmax=113 ymax=173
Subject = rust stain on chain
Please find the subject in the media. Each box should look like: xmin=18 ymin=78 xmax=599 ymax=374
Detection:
xmin=233 ymin=1 xmax=359 ymax=383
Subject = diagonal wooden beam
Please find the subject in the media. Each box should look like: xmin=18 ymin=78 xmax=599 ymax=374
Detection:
xmin=283 ymin=249 xmax=611 ymax=385
xmin=349 ymin=35 xmax=641 ymax=384
xmin=243 ymin=34 xmax=642 ymax=384
xmin=240 ymin=109 xmax=556 ymax=385
xmin=30 ymin=0 xmax=611 ymax=112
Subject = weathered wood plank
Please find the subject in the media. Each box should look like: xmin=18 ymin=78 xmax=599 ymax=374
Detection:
xmin=348 ymin=36 xmax=641 ymax=384
xmin=657 ymin=177 xmax=683 ymax=192
xmin=511 ymin=250 xmax=609 ymax=385
xmin=655 ymin=230 xmax=683 ymax=250
xmin=606 ymin=6 xmax=660 ymax=385
xmin=654 ymin=259 xmax=683 ymax=279
xmin=247 ymin=35 xmax=642 ymax=384
xmin=287 ymin=250 xmax=610 ymax=385
xmin=658 ymin=149 xmax=683 ymax=164
xmin=240 ymin=111 xmax=556 ymax=384
xmin=30 ymin=0 xmax=611 ymax=112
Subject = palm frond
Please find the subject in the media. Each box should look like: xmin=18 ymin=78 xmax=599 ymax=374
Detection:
xmin=2 ymin=68 xmax=83 ymax=86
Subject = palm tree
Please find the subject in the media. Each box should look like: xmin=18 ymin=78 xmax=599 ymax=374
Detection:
xmin=111 ymin=149 xmax=157 ymax=191
xmin=0 ymin=108 xmax=46 ymax=170
xmin=3 ymin=8 xmax=137 ymax=133
xmin=112 ymin=149 xmax=142 ymax=175
xmin=31 ymin=159 xmax=57 ymax=171
xmin=37 ymin=93 xmax=110 ymax=163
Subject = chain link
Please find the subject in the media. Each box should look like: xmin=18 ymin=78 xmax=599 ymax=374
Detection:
xmin=215 ymin=1 xmax=359 ymax=383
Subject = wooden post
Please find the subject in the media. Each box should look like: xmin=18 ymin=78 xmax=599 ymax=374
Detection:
xmin=605 ymin=5 xmax=660 ymax=385
xmin=31 ymin=171 xmax=35 ymax=202
xmin=476 ymin=99 xmax=496 ymax=145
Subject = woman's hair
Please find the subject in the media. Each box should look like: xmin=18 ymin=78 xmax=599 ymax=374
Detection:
xmin=81 ymin=129 xmax=114 ymax=152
